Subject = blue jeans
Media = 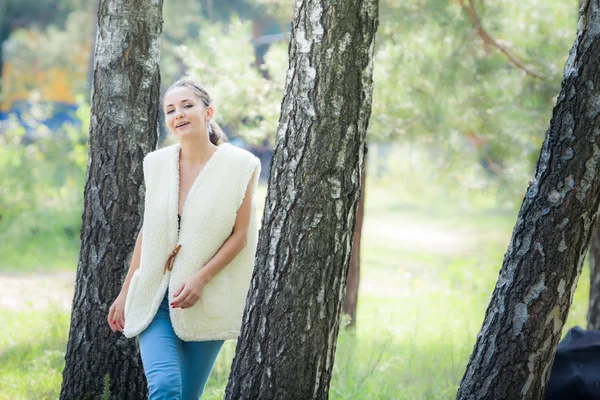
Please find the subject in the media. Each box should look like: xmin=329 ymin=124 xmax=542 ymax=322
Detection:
xmin=138 ymin=292 xmax=224 ymax=400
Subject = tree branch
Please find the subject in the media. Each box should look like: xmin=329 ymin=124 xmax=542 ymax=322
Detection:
xmin=465 ymin=0 xmax=546 ymax=80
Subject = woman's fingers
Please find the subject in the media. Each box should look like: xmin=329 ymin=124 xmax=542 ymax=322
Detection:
xmin=108 ymin=300 xmax=126 ymax=333
xmin=187 ymin=293 xmax=200 ymax=308
xmin=179 ymin=296 xmax=190 ymax=309
xmin=173 ymin=283 xmax=185 ymax=297
xmin=172 ymin=282 xmax=202 ymax=308
xmin=108 ymin=305 xmax=116 ymax=332
xmin=171 ymin=291 xmax=186 ymax=307
xmin=172 ymin=289 xmax=193 ymax=308
xmin=117 ymin=314 xmax=125 ymax=332
xmin=177 ymin=293 xmax=200 ymax=309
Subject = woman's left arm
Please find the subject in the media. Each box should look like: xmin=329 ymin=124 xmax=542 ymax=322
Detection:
xmin=171 ymin=170 xmax=257 ymax=309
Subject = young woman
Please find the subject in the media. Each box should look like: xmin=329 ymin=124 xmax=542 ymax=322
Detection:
xmin=107 ymin=78 xmax=261 ymax=399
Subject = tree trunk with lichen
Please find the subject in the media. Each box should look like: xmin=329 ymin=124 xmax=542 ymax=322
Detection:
xmin=59 ymin=0 xmax=163 ymax=399
xmin=457 ymin=2 xmax=600 ymax=399
xmin=224 ymin=1 xmax=379 ymax=398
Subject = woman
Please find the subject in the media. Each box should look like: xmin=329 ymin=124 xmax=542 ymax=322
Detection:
xmin=107 ymin=78 xmax=261 ymax=399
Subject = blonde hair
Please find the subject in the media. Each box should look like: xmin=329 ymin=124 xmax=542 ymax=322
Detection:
xmin=164 ymin=79 xmax=229 ymax=146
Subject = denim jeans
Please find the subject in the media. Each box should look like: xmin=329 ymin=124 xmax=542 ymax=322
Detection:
xmin=138 ymin=291 xmax=224 ymax=400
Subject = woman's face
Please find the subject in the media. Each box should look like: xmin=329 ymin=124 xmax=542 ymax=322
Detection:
xmin=163 ymin=86 xmax=213 ymax=139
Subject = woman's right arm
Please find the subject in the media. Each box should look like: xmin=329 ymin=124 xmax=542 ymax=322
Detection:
xmin=108 ymin=225 xmax=143 ymax=332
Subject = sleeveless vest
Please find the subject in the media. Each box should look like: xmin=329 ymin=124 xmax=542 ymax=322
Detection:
xmin=123 ymin=142 xmax=261 ymax=341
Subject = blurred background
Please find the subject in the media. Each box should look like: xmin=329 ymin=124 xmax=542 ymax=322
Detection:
xmin=0 ymin=0 xmax=588 ymax=399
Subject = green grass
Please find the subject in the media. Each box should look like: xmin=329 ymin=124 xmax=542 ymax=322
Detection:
xmin=0 ymin=144 xmax=592 ymax=399
xmin=0 ymin=307 xmax=70 ymax=399
xmin=0 ymin=232 xmax=80 ymax=273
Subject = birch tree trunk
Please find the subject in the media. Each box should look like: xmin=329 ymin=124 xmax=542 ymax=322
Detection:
xmin=224 ymin=1 xmax=379 ymax=398
xmin=59 ymin=0 xmax=163 ymax=398
xmin=457 ymin=2 xmax=600 ymax=398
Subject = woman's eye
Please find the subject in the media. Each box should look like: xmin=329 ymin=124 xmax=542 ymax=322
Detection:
xmin=184 ymin=104 xmax=192 ymax=108
xmin=166 ymin=109 xmax=173 ymax=114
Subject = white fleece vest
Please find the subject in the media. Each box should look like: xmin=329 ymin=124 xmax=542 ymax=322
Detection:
xmin=123 ymin=142 xmax=261 ymax=341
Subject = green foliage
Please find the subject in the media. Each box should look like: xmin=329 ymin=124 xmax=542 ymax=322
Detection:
xmin=158 ymin=0 xmax=581 ymax=204
xmin=370 ymin=0 xmax=577 ymax=200
xmin=159 ymin=0 xmax=204 ymax=87
xmin=100 ymin=373 xmax=112 ymax=400
xmin=0 ymin=0 xmax=78 ymax=36
xmin=244 ymin=0 xmax=294 ymax=25
xmin=175 ymin=15 xmax=288 ymax=145
xmin=2 ymin=9 xmax=93 ymax=103
xmin=5 ymin=10 xmax=91 ymax=71
xmin=0 ymin=100 xmax=89 ymax=271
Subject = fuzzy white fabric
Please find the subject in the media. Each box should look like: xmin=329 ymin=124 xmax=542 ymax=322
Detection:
xmin=123 ymin=142 xmax=261 ymax=341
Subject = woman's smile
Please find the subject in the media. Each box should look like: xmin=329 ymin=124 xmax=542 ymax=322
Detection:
xmin=175 ymin=121 xmax=191 ymax=129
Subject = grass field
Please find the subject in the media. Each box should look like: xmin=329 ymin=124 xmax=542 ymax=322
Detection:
xmin=0 ymin=144 xmax=591 ymax=399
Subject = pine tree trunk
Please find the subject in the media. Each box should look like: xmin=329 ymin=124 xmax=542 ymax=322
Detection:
xmin=343 ymin=153 xmax=367 ymax=329
xmin=457 ymin=2 xmax=600 ymax=398
xmin=587 ymin=223 xmax=600 ymax=329
xmin=224 ymin=1 xmax=379 ymax=398
xmin=59 ymin=0 xmax=163 ymax=399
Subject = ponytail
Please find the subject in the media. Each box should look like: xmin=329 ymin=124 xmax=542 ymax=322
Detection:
xmin=208 ymin=119 xmax=228 ymax=145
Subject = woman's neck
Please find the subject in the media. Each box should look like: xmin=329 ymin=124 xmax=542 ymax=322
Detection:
xmin=179 ymin=137 xmax=217 ymax=166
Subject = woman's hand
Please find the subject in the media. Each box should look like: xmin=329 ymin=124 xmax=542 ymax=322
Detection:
xmin=171 ymin=271 xmax=209 ymax=309
xmin=108 ymin=292 xmax=127 ymax=332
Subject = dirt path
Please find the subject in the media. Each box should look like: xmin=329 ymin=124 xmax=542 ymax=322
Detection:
xmin=364 ymin=217 xmax=483 ymax=255
xmin=0 ymin=270 xmax=75 ymax=311
xmin=0 ymin=216 xmax=509 ymax=312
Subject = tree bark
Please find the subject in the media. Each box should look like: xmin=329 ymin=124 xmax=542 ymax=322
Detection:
xmin=224 ymin=1 xmax=379 ymax=399
xmin=59 ymin=0 xmax=163 ymax=399
xmin=587 ymin=222 xmax=600 ymax=329
xmin=342 ymin=152 xmax=367 ymax=329
xmin=457 ymin=2 xmax=600 ymax=398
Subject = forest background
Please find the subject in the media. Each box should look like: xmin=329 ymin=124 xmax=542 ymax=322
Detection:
xmin=0 ymin=0 xmax=585 ymax=398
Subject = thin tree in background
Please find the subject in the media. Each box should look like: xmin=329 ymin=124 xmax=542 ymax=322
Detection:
xmin=59 ymin=0 xmax=163 ymax=398
xmin=224 ymin=0 xmax=379 ymax=398
xmin=343 ymin=156 xmax=367 ymax=328
xmin=457 ymin=1 xmax=600 ymax=398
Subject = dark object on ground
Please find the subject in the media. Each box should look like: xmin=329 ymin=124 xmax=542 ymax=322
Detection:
xmin=545 ymin=326 xmax=600 ymax=400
